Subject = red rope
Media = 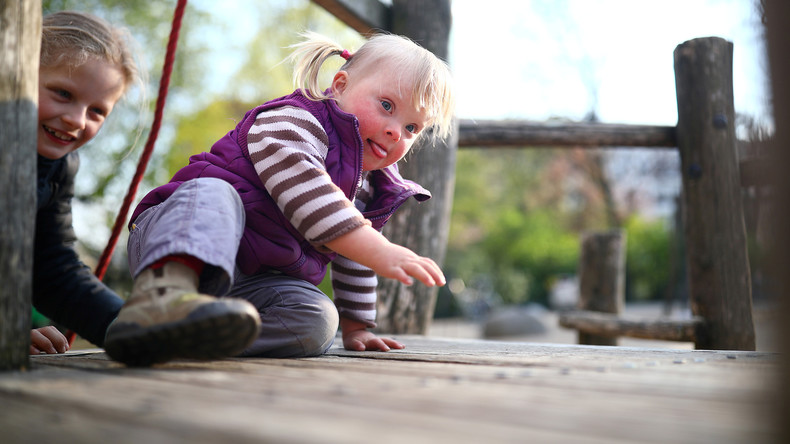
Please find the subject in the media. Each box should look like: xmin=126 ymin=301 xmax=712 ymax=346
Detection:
xmin=66 ymin=0 xmax=188 ymax=346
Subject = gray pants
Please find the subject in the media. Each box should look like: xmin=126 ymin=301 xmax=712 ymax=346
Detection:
xmin=127 ymin=177 xmax=338 ymax=358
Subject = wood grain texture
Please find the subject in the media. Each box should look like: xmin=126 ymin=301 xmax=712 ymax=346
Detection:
xmin=0 ymin=337 xmax=778 ymax=443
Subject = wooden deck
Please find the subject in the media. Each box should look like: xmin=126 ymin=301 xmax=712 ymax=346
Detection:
xmin=0 ymin=336 xmax=780 ymax=443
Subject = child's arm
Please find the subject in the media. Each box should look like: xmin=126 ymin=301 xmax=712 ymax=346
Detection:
xmin=327 ymin=226 xmax=444 ymax=352
xmin=30 ymin=326 xmax=70 ymax=355
xmin=324 ymin=224 xmax=446 ymax=288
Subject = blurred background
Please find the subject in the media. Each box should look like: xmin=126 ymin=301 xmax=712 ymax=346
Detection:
xmin=38 ymin=0 xmax=776 ymax=350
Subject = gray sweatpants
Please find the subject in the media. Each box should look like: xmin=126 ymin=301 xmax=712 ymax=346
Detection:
xmin=127 ymin=177 xmax=338 ymax=358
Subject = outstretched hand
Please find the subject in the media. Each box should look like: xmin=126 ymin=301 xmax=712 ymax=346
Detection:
xmin=30 ymin=326 xmax=70 ymax=355
xmin=341 ymin=318 xmax=404 ymax=352
xmin=326 ymin=225 xmax=446 ymax=288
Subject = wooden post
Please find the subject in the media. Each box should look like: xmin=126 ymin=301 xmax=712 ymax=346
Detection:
xmin=576 ymin=230 xmax=626 ymax=346
xmin=375 ymin=0 xmax=457 ymax=334
xmin=0 ymin=0 xmax=41 ymax=371
xmin=763 ymin=1 xmax=790 ymax=440
xmin=673 ymin=37 xmax=755 ymax=350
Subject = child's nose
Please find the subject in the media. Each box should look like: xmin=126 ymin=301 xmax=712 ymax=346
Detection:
xmin=62 ymin=107 xmax=87 ymax=130
xmin=386 ymin=126 xmax=401 ymax=142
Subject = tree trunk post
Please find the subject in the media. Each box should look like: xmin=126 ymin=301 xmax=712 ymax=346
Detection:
xmin=375 ymin=0 xmax=457 ymax=334
xmin=0 ymin=0 xmax=41 ymax=371
xmin=673 ymin=37 xmax=755 ymax=350
xmin=576 ymin=230 xmax=626 ymax=346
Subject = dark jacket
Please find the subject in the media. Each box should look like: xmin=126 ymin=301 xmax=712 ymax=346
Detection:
xmin=34 ymin=152 xmax=124 ymax=346
xmin=131 ymin=91 xmax=430 ymax=285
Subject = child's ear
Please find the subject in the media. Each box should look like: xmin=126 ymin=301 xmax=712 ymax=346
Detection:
xmin=331 ymin=71 xmax=349 ymax=96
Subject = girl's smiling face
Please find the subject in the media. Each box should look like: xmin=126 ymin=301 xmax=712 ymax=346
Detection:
xmin=331 ymin=68 xmax=429 ymax=172
xmin=37 ymin=58 xmax=125 ymax=160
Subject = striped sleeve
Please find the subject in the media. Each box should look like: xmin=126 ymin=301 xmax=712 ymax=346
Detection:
xmin=247 ymin=106 xmax=369 ymax=246
xmin=331 ymin=255 xmax=378 ymax=327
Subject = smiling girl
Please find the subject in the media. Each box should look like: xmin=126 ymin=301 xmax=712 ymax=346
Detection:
xmin=31 ymin=11 xmax=140 ymax=354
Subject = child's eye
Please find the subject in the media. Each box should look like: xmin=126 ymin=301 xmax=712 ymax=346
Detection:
xmin=55 ymin=89 xmax=71 ymax=100
xmin=90 ymin=107 xmax=107 ymax=118
xmin=406 ymin=124 xmax=417 ymax=133
xmin=380 ymin=100 xmax=392 ymax=112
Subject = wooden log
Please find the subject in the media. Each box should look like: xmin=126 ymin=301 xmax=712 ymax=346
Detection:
xmin=576 ymin=230 xmax=626 ymax=346
xmin=558 ymin=310 xmax=702 ymax=342
xmin=673 ymin=37 xmax=755 ymax=350
xmin=0 ymin=0 xmax=41 ymax=371
xmin=763 ymin=1 xmax=790 ymax=441
xmin=311 ymin=0 xmax=390 ymax=36
xmin=458 ymin=119 xmax=677 ymax=148
xmin=739 ymin=157 xmax=773 ymax=187
xmin=375 ymin=0 xmax=456 ymax=334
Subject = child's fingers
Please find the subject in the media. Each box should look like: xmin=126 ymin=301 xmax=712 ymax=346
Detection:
xmin=369 ymin=338 xmax=391 ymax=352
xmin=30 ymin=329 xmax=57 ymax=354
xmin=381 ymin=337 xmax=405 ymax=350
xmin=402 ymin=258 xmax=445 ymax=287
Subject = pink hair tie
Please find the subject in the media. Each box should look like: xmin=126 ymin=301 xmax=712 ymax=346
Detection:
xmin=340 ymin=49 xmax=352 ymax=60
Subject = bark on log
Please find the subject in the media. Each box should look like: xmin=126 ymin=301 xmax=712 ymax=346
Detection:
xmin=576 ymin=230 xmax=626 ymax=346
xmin=458 ymin=120 xmax=677 ymax=148
xmin=763 ymin=1 xmax=790 ymax=440
xmin=375 ymin=0 xmax=456 ymax=334
xmin=311 ymin=0 xmax=390 ymax=36
xmin=0 ymin=0 xmax=41 ymax=371
xmin=674 ymin=37 xmax=755 ymax=350
xmin=559 ymin=310 xmax=702 ymax=342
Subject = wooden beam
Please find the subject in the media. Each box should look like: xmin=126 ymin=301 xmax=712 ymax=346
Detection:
xmin=312 ymin=0 xmax=390 ymax=36
xmin=559 ymin=310 xmax=703 ymax=342
xmin=458 ymin=119 xmax=678 ymax=148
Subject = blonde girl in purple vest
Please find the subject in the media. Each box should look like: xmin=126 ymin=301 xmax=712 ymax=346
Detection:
xmin=105 ymin=31 xmax=455 ymax=366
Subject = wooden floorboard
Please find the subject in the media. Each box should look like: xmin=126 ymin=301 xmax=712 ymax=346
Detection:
xmin=0 ymin=336 xmax=780 ymax=443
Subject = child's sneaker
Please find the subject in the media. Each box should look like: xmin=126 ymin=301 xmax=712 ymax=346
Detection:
xmin=104 ymin=261 xmax=261 ymax=366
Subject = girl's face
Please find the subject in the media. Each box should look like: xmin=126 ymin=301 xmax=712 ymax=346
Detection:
xmin=331 ymin=68 xmax=429 ymax=172
xmin=37 ymin=58 xmax=125 ymax=160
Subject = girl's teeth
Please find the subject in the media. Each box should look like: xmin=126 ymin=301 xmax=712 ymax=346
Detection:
xmin=45 ymin=126 xmax=74 ymax=141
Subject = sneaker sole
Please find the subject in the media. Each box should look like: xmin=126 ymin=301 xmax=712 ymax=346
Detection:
xmin=105 ymin=301 xmax=261 ymax=367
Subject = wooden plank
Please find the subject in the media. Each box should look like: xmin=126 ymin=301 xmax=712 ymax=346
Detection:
xmin=0 ymin=338 xmax=777 ymax=443
xmin=458 ymin=119 xmax=677 ymax=148
xmin=558 ymin=310 xmax=703 ymax=342
xmin=312 ymin=0 xmax=390 ymax=35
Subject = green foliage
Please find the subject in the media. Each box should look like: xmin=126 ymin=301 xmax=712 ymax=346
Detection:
xmin=447 ymin=148 xmax=676 ymax=308
xmin=446 ymin=149 xmax=580 ymax=306
xmin=623 ymin=215 xmax=672 ymax=301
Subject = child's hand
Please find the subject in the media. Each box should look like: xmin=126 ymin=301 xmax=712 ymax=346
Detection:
xmin=30 ymin=326 xmax=70 ymax=355
xmin=341 ymin=318 xmax=404 ymax=352
xmin=372 ymin=242 xmax=446 ymax=288
xmin=326 ymin=225 xmax=446 ymax=287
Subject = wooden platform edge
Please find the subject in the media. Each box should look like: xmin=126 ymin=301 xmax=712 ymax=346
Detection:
xmin=558 ymin=310 xmax=703 ymax=342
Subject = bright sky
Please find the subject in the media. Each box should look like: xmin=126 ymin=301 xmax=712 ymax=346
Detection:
xmin=450 ymin=0 xmax=770 ymax=127
xmin=193 ymin=0 xmax=770 ymax=126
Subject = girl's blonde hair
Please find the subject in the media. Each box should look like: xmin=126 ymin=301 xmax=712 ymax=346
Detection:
xmin=40 ymin=11 xmax=140 ymax=95
xmin=289 ymin=31 xmax=455 ymax=141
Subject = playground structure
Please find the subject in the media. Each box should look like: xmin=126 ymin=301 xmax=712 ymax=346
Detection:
xmin=315 ymin=1 xmax=757 ymax=351
xmin=0 ymin=0 xmax=773 ymax=372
